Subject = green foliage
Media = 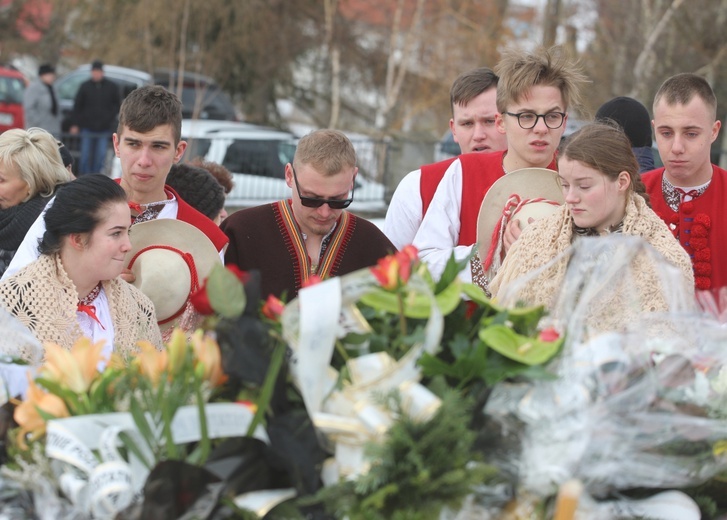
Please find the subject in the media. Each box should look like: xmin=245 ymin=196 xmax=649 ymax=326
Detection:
xmin=316 ymin=391 xmax=499 ymax=519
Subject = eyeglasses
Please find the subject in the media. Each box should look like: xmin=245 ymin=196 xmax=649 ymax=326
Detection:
xmin=505 ymin=111 xmax=566 ymax=130
xmin=291 ymin=165 xmax=355 ymax=209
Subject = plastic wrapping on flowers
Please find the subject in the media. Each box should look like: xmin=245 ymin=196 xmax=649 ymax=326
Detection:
xmin=485 ymin=235 xmax=727 ymax=518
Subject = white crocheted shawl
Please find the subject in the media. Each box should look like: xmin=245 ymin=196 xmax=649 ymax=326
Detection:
xmin=0 ymin=253 xmax=163 ymax=362
xmin=489 ymin=194 xmax=695 ymax=334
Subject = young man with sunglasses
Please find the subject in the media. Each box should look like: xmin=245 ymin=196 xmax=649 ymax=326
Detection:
xmin=221 ymin=129 xmax=394 ymax=300
xmin=412 ymin=46 xmax=587 ymax=290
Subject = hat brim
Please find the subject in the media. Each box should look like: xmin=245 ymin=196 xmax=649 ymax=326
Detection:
xmin=476 ymin=167 xmax=564 ymax=262
xmin=125 ymin=219 xmax=221 ymax=330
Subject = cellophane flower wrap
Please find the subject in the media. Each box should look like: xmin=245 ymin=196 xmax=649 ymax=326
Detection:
xmin=485 ymin=235 xmax=727 ymax=518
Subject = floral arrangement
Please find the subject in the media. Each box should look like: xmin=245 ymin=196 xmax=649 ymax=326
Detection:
xmin=1 ymin=242 xmax=727 ymax=519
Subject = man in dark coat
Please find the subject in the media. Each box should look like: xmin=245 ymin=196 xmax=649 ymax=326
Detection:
xmin=70 ymin=60 xmax=121 ymax=175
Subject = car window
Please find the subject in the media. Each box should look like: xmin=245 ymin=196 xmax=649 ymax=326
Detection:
xmin=222 ymin=139 xmax=295 ymax=179
xmin=0 ymin=75 xmax=24 ymax=104
xmin=183 ymin=138 xmax=212 ymax=161
xmin=56 ymin=72 xmax=90 ymax=102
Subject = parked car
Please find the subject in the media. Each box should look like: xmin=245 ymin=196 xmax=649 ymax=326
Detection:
xmin=154 ymin=69 xmax=239 ymax=121
xmin=0 ymin=66 xmax=26 ymax=133
xmin=54 ymin=64 xmax=153 ymax=130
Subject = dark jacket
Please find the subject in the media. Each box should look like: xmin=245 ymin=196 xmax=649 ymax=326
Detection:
xmin=72 ymin=78 xmax=121 ymax=131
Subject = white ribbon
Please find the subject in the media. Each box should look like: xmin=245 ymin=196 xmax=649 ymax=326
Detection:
xmin=282 ymin=269 xmax=445 ymax=480
xmin=45 ymin=403 xmax=268 ymax=518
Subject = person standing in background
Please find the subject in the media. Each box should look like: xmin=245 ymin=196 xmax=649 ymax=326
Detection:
xmin=70 ymin=60 xmax=121 ymax=175
xmin=23 ymin=64 xmax=61 ymax=138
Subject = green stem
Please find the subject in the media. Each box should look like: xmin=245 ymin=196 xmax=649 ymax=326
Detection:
xmin=397 ymin=290 xmax=407 ymax=338
xmin=334 ymin=340 xmax=350 ymax=362
xmin=194 ymin=377 xmax=211 ymax=464
xmin=246 ymin=334 xmax=286 ymax=437
xmin=161 ymin=402 xmax=179 ymax=460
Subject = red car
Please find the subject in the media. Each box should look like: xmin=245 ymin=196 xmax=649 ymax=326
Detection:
xmin=0 ymin=66 xmax=26 ymax=133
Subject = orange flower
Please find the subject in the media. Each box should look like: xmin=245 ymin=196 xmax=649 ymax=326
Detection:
xmin=14 ymin=374 xmax=69 ymax=450
xmin=135 ymin=340 xmax=168 ymax=387
xmin=262 ymin=295 xmax=285 ymax=321
xmin=41 ymin=338 xmax=106 ymax=393
xmin=190 ymin=330 xmax=228 ymax=387
xmin=371 ymin=246 xmax=418 ymax=290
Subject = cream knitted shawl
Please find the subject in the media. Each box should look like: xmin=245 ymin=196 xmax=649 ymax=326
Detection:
xmin=489 ymin=194 xmax=694 ymax=333
xmin=0 ymin=253 xmax=162 ymax=362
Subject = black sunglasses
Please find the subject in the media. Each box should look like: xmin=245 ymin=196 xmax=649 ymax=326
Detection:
xmin=291 ymin=165 xmax=355 ymax=209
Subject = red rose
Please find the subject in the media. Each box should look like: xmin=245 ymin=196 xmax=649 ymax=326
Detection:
xmin=464 ymin=300 xmax=478 ymax=320
xmin=262 ymin=294 xmax=285 ymax=321
xmin=538 ymin=327 xmax=560 ymax=342
xmin=303 ymin=275 xmax=323 ymax=288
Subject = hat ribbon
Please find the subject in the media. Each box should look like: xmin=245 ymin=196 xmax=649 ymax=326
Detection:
xmin=127 ymin=245 xmax=201 ymax=325
xmin=483 ymin=194 xmax=560 ymax=273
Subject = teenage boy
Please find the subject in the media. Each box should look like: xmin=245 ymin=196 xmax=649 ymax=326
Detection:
xmin=384 ymin=67 xmax=508 ymax=249
xmin=412 ymin=46 xmax=587 ymax=285
xmin=642 ymin=73 xmax=725 ymax=290
xmin=4 ymin=86 xmax=227 ymax=279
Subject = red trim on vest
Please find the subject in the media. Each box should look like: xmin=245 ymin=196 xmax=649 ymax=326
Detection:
xmin=457 ymin=152 xmax=557 ymax=245
xmin=420 ymin=157 xmax=457 ymax=217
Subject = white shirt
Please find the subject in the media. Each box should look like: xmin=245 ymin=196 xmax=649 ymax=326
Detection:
xmin=412 ymin=158 xmax=474 ymax=283
xmin=2 ymin=197 xmax=181 ymax=280
xmin=76 ymin=287 xmax=115 ymax=371
xmin=383 ymin=169 xmax=423 ymax=250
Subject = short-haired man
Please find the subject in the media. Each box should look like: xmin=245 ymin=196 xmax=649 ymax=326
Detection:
xmin=412 ymin=46 xmax=587 ymax=286
xmin=221 ymin=129 xmax=395 ymax=300
xmin=384 ymin=67 xmax=507 ymax=249
xmin=3 ymin=85 xmax=227 ymax=279
xmin=642 ymin=73 xmax=724 ymax=290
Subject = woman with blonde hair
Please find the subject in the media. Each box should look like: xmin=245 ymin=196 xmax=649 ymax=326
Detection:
xmin=0 ymin=127 xmax=72 ymax=276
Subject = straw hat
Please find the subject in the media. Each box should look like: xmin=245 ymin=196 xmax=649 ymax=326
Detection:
xmin=477 ymin=167 xmax=564 ymax=274
xmin=125 ymin=219 xmax=221 ymax=329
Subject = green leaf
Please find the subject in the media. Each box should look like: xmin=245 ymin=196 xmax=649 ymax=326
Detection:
xmin=207 ymin=264 xmax=246 ymax=318
xmin=434 ymin=250 xmax=474 ymax=294
xmin=482 ymin=350 xmax=557 ymax=386
xmin=360 ymin=278 xmax=461 ymax=319
xmin=479 ymin=324 xmax=562 ymax=366
xmin=130 ymin=398 xmax=157 ymax=455
xmin=118 ymin=430 xmax=153 ymax=469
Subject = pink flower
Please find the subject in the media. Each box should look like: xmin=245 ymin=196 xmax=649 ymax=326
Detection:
xmin=538 ymin=327 xmax=560 ymax=342
xmin=262 ymin=295 xmax=285 ymax=321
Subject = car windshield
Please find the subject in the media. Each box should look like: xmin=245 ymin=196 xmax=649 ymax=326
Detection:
xmin=222 ymin=139 xmax=296 ymax=178
xmin=0 ymin=76 xmax=25 ymax=104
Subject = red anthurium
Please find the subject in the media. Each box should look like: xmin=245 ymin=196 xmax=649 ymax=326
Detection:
xmin=190 ymin=282 xmax=214 ymax=315
xmin=262 ymin=294 xmax=285 ymax=321
xmin=226 ymin=265 xmax=251 ymax=284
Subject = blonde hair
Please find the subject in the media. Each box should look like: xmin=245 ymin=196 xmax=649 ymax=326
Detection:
xmin=294 ymin=129 xmax=356 ymax=177
xmin=494 ymin=45 xmax=588 ymax=114
xmin=0 ymin=128 xmax=72 ymax=201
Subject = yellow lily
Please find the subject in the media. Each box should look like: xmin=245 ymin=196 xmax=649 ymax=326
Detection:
xmin=166 ymin=328 xmax=189 ymax=376
xmin=41 ymin=338 xmax=105 ymax=393
xmin=14 ymin=375 xmax=70 ymax=450
xmin=190 ymin=330 xmax=228 ymax=387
